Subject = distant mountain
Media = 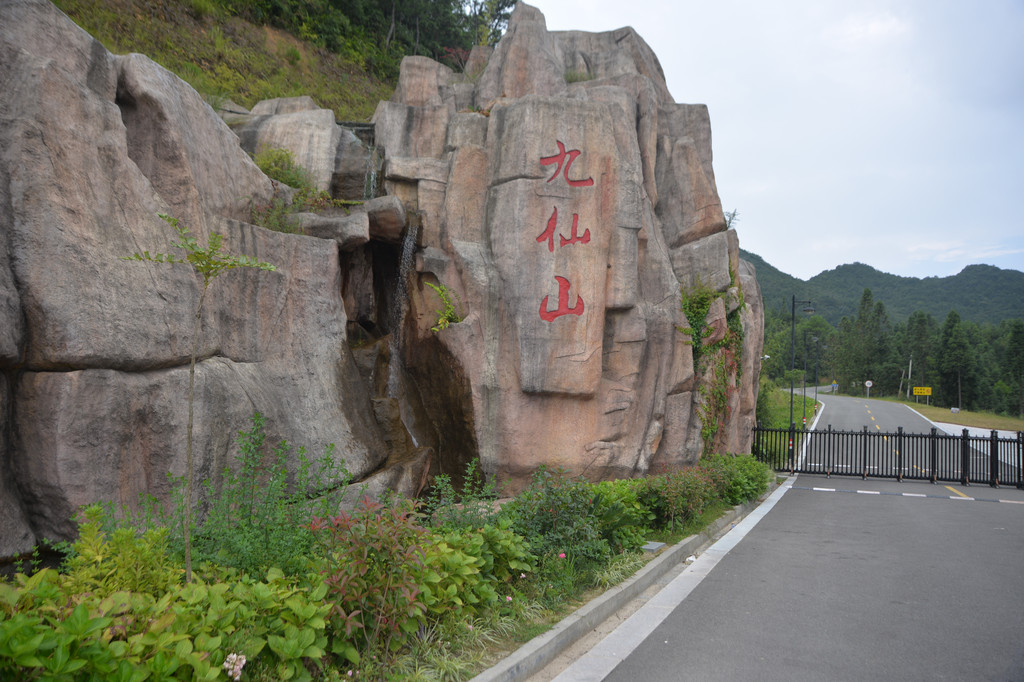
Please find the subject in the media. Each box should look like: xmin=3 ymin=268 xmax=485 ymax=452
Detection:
xmin=740 ymin=251 xmax=1024 ymax=326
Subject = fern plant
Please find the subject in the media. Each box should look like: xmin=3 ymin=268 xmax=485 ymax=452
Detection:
xmin=424 ymin=281 xmax=464 ymax=332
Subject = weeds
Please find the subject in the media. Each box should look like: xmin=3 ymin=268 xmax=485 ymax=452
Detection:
xmin=190 ymin=411 xmax=354 ymax=575
xmin=254 ymin=146 xmax=314 ymax=190
xmin=122 ymin=214 xmax=276 ymax=582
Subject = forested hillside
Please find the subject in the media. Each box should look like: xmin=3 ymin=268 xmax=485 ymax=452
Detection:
xmin=53 ymin=0 xmax=513 ymax=119
xmin=743 ymin=250 xmax=1024 ymax=326
xmin=749 ymin=247 xmax=1024 ymax=416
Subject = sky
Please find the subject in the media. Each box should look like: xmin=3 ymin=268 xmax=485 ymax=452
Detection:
xmin=528 ymin=0 xmax=1024 ymax=281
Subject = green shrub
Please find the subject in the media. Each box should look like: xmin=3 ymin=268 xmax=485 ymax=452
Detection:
xmin=187 ymin=411 xmax=353 ymax=576
xmin=0 ymin=563 xmax=330 ymax=681
xmin=419 ymin=532 xmax=491 ymax=617
xmin=640 ymin=468 xmax=717 ymax=532
xmin=501 ymin=467 xmax=610 ymax=572
xmin=591 ymin=479 xmax=654 ymax=553
xmin=418 ymin=519 xmax=535 ymax=618
xmin=60 ymin=505 xmax=182 ymax=599
xmin=310 ymin=499 xmax=429 ymax=664
xmin=700 ymin=454 xmax=771 ymax=505
xmin=253 ymin=146 xmax=315 ymax=190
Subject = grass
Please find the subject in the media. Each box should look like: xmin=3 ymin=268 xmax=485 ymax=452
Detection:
xmin=877 ymin=396 xmax=1024 ymax=433
xmin=759 ymin=384 xmax=819 ymax=429
xmin=52 ymin=0 xmax=393 ymax=121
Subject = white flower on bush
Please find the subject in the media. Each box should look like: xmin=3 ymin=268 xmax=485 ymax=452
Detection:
xmin=223 ymin=652 xmax=247 ymax=681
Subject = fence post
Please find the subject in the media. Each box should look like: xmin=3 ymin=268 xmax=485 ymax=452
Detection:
xmin=862 ymin=425 xmax=869 ymax=480
xmin=788 ymin=422 xmax=796 ymax=474
xmin=826 ymin=424 xmax=833 ymax=478
xmin=896 ymin=426 xmax=904 ymax=482
xmin=961 ymin=428 xmax=970 ymax=486
xmin=929 ymin=427 xmax=937 ymax=484
xmin=990 ymin=430 xmax=999 ymax=488
xmin=1017 ymin=432 xmax=1023 ymax=489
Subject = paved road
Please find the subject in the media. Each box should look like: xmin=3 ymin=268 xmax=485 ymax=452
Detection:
xmin=549 ymin=395 xmax=1024 ymax=680
xmin=590 ymin=475 xmax=1024 ymax=681
xmin=814 ymin=393 xmax=938 ymax=434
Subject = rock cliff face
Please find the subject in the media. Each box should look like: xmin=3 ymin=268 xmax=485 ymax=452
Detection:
xmin=0 ymin=0 xmax=763 ymax=561
xmin=371 ymin=4 xmax=764 ymax=488
xmin=0 ymin=0 xmax=387 ymax=560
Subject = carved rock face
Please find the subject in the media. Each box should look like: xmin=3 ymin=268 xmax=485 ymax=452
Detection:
xmin=375 ymin=2 xmax=764 ymax=491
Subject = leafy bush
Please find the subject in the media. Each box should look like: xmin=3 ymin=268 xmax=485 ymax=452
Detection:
xmin=310 ymin=499 xmax=429 ymax=663
xmin=0 ymin=552 xmax=330 ymax=680
xmin=418 ymin=519 xmax=535 ymax=618
xmin=186 ymin=411 xmax=353 ymax=576
xmin=700 ymin=454 xmax=771 ymax=505
xmin=640 ymin=468 xmax=717 ymax=532
xmin=591 ymin=479 xmax=654 ymax=553
xmin=501 ymin=467 xmax=610 ymax=572
xmin=254 ymin=146 xmax=315 ymax=190
xmin=60 ymin=505 xmax=182 ymax=599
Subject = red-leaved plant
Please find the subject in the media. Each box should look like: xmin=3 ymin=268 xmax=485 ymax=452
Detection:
xmin=310 ymin=499 xmax=428 ymax=665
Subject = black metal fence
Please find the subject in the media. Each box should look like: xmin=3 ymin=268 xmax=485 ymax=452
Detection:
xmin=753 ymin=424 xmax=1024 ymax=488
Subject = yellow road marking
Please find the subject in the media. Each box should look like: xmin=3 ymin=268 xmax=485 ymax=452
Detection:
xmin=945 ymin=485 xmax=970 ymax=498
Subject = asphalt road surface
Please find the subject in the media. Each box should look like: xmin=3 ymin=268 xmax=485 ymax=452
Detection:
xmin=814 ymin=392 xmax=940 ymax=434
xmin=596 ymin=474 xmax=1024 ymax=681
xmin=553 ymin=395 xmax=1024 ymax=681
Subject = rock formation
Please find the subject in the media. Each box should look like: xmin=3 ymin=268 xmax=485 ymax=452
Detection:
xmin=370 ymin=4 xmax=765 ymax=488
xmin=0 ymin=0 xmax=764 ymax=562
xmin=0 ymin=0 xmax=387 ymax=560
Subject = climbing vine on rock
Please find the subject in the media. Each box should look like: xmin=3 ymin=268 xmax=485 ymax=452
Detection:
xmin=679 ymin=278 xmax=745 ymax=455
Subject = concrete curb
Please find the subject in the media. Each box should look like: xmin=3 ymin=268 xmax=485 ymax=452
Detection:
xmin=470 ymin=483 xmax=780 ymax=682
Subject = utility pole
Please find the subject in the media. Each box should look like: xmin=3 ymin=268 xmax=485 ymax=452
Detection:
xmin=906 ymin=353 xmax=913 ymax=400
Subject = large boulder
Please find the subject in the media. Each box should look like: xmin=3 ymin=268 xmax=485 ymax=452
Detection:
xmin=376 ymin=2 xmax=764 ymax=491
xmin=0 ymin=0 xmax=387 ymax=553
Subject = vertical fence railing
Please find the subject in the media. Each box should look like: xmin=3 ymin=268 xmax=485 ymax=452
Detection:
xmin=752 ymin=425 xmax=1024 ymax=487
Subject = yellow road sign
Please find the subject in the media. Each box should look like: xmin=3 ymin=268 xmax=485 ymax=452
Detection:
xmin=913 ymin=386 xmax=932 ymax=396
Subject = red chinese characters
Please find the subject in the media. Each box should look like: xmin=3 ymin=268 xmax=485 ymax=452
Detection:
xmin=536 ymin=141 xmax=594 ymax=322
xmin=535 ymin=207 xmax=591 ymax=253
xmin=539 ymin=276 xmax=585 ymax=322
xmin=540 ymin=140 xmax=595 ymax=187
